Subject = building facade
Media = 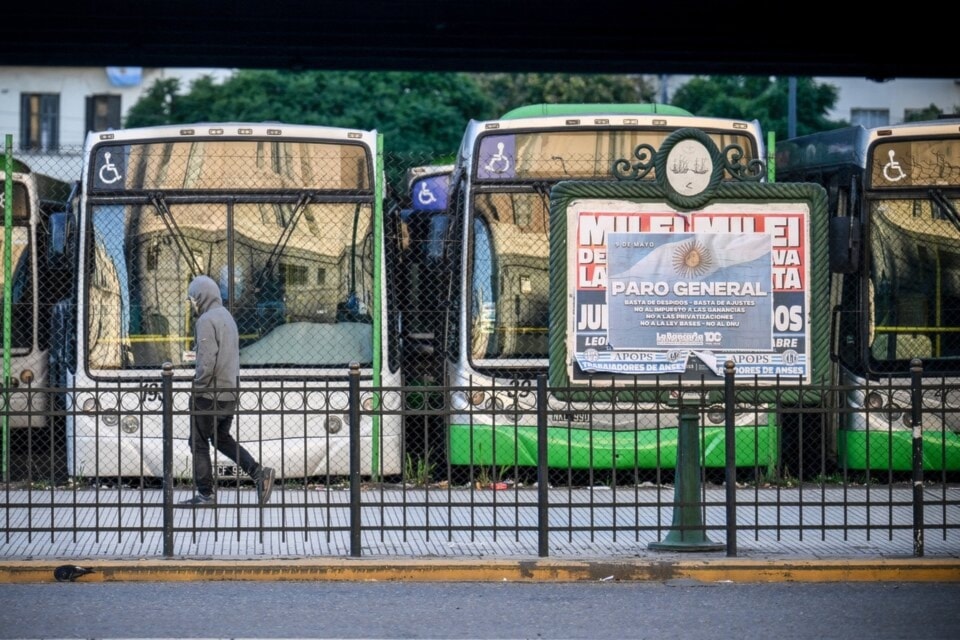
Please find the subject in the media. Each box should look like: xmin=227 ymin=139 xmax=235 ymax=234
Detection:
xmin=0 ymin=66 xmax=231 ymax=181
xmin=654 ymin=75 xmax=960 ymax=127
xmin=822 ymin=77 xmax=960 ymax=126
xmin=2 ymin=67 xmax=958 ymax=182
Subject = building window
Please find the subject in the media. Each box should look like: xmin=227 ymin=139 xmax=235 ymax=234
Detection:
xmin=86 ymin=94 xmax=122 ymax=133
xmin=850 ymin=109 xmax=889 ymax=128
xmin=20 ymin=93 xmax=60 ymax=152
xmin=281 ymin=262 xmax=309 ymax=286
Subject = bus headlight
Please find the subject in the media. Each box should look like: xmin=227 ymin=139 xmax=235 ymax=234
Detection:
xmin=865 ymin=392 xmax=884 ymax=410
xmin=325 ymin=415 xmax=343 ymax=434
xmin=705 ymin=405 xmax=725 ymax=424
xmin=361 ymin=394 xmax=375 ymax=411
xmin=469 ymin=390 xmax=486 ymax=406
xmin=102 ymin=412 xmax=119 ymax=426
xmin=19 ymin=369 xmax=34 ymax=385
xmin=82 ymin=398 xmax=99 ymax=413
xmin=120 ymin=416 xmax=140 ymax=434
xmin=884 ymin=403 xmax=902 ymax=423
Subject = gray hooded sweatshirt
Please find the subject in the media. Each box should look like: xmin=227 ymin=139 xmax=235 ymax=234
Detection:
xmin=187 ymin=274 xmax=240 ymax=402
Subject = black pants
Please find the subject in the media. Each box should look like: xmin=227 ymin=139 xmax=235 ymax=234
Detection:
xmin=189 ymin=396 xmax=259 ymax=496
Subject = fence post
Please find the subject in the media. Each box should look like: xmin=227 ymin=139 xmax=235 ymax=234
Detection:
xmin=536 ymin=374 xmax=548 ymax=557
xmin=2 ymin=134 xmax=12 ymax=482
xmin=349 ymin=361 xmax=362 ymax=557
xmin=161 ymin=362 xmax=174 ymax=557
xmin=724 ymin=360 xmax=738 ymax=557
xmin=910 ymin=358 xmax=924 ymax=557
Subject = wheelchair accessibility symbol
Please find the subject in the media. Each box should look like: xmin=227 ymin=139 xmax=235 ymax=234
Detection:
xmin=417 ymin=181 xmax=437 ymax=206
xmin=99 ymin=152 xmax=123 ymax=185
xmin=483 ymin=142 xmax=511 ymax=173
xmin=882 ymin=149 xmax=907 ymax=183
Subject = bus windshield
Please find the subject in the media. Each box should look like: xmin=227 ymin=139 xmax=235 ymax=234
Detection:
xmin=868 ymin=193 xmax=960 ymax=365
xmin=0 ymin=228 xmax=32 ymax=352
xmin=87 ymin=200 xmax=373 ymax=371
xmin=467 ymin=126 xmax=760 ymax=366
xmin=0 ymin=183 xmax=33 ymax=352
xmin=470 ymin=190 xmax=549 ymax=363
xmin=84 ymin=136 xmax=376 ymax=373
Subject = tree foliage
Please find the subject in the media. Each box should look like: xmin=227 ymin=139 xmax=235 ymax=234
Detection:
xmin=125 ymin=71 xmax=848 ymax=156
xmin=669 ymin=76 xmax=847 ymax=142
xmin=123 ymin=78 xmax=182 ymax=127
xmin=474 ymin=73 xmax=655 ymax=115
xmin=125 ymin=70 xmax=660 ymax=155
xmin=905 ymin=103 xmax=946 ymax=122
xmin=125 ymin=70 xmax=497 ymax=156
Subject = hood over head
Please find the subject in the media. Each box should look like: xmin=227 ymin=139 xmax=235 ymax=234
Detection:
xmin=187 ymin=275 xmax=223 ymax=315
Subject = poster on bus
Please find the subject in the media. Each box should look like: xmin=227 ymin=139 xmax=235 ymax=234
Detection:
xmin=566 ymin=199 xmax=810 ymax=383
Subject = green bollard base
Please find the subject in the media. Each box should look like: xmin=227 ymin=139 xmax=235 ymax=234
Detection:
xmin=648 ymin=532 xmax=724 ymax=552
xmin=648 ymin=397 xmax=726 ymax=553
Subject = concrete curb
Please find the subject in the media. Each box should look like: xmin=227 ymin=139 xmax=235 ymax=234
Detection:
xmin=3 ymin=558 xmax=960 ymax=584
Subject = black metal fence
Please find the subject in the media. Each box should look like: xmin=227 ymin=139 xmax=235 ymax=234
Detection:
xmin=2 ymin=146 xmax=959 ymax=559
xmin=2 ymin=362 xmax=958 ymax=559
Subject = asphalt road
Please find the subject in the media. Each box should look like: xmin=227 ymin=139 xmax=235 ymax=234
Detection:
xmin=4 ymin=581 xmax=957 ymax=639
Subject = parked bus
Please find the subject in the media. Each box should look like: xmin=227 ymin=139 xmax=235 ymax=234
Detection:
xmin=57 ymin=123 xmax=401 ymax=480
xmin=392 ymin=164 xmax=454 ymax=382
xmin=1 ymin=159 xmax=74 ymax=433
xmin=387 ymin=164 xmax=455 ymax=468
xmin=778 ymin=121 xmax=960 ymax=471
xmin=432 ymin=104 xmax=771 ymax=474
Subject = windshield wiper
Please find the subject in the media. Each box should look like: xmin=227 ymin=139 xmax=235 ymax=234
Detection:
xmin=928 ymin=188 xmax=960 ymax=233
xmin=532 ymin=181 xmax=551 ymax=215
xmin=338 ymin=202 xmax=368 ymax=321
xmin=149 ymin=193 xmax=200 ymax=281
xmin=254 ymin=192 xmax=313 ymax=293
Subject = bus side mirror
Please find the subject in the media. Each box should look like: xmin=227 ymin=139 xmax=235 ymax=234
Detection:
xmin=427 ymin=213 xmax=450 ymax=263
xmin=829 ymin=216 xmax=860 ymax=274
xmin=47 ymin=211 xmax=75 ymax=270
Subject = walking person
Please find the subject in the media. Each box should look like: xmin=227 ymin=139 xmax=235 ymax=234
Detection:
xmin=181 ymin=274 xmax=275 ymax=506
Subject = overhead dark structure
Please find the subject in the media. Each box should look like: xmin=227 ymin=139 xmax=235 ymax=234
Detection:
xmin=3 ymin=2 xmax=955 ymax=80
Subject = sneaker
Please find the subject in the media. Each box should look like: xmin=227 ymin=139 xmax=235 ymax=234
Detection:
xmin=255 ymin=467 xmax=276 ymax=504
xmin=179 ymin=493 xmax=215 ymax=506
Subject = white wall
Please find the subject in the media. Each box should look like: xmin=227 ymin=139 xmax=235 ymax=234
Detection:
xmin=818 ymin=77 xmax=960 ymax=125
xmin=0 ymin=67 xmax=232 ymax=180
xmin=652 ymin=75 xmax=960 ymax=126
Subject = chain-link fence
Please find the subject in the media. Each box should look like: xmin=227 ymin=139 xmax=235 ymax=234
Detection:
xmin=2 ymin=139 xmax=960 ymax=559
xmin=3 ymin=142 xmax=960 ymax=494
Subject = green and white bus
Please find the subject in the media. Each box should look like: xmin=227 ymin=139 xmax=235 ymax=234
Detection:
xmin=1 ymin=159 xmax=74 ymax=431
xmin=437 ymin=104 xmax=772 ymax=471
xmin=778 ymin=120 xmax=960 ymax=471
xmin=60 ymin=122 xmax=401 ymax=480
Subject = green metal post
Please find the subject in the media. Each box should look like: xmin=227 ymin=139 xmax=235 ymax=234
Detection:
xmin=649 ymin=395 xmax=723 ymax=552
xmin=910 ymin=358 xmax=924 ymax=557
xmin=371 ymin=131 xmax=384 ymax=482
xmin=2 ymin=134 xmax=12 ymax=480
xmin=767 ymin=131 xmax=776 ymax=183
